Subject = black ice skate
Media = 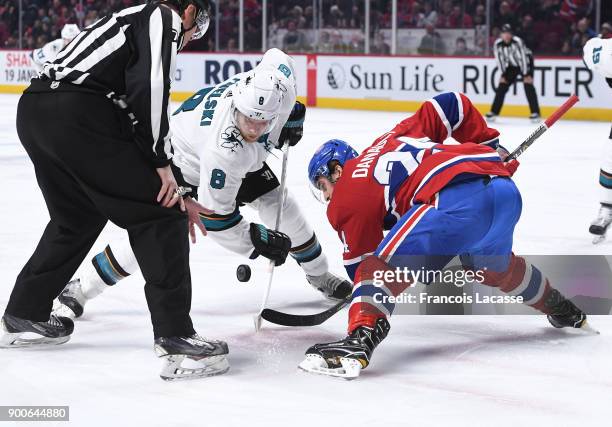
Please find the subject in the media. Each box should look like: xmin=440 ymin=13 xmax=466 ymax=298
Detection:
xmin=589 ymin=204 xmax=612 ymax=244
xmin=485 ymin=112 xmax=497 ymax=122
xmin=529 ymin=113 xmax=541 ymax=123
xmin=306 ymin=272 xmax=352 ymax=301
xmin=154 ymin=334 xmax=229 ymax=381
xmin=0 ymin=313 xmax=74 ymax=348
xmin=298 ymin=318 xmax=390 ymax=379
xmin=55 ymin=279 xmax=87 ymax=319
xmin=545 ymin=289 xmax=598 ymax=334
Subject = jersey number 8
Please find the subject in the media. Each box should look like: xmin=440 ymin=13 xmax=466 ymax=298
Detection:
xmin=210 ymin=168 xmax=226 ymax=189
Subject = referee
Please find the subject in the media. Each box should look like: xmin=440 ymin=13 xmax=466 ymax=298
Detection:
xmin=1 ymin=0 xmax=222 ymax=374
xmin=486 ymin=24 xmax=541 ymax=122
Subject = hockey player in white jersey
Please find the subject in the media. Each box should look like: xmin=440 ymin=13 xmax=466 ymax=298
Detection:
xmin=54 ymin=48 xmax=352 ymax=320
xmin=30 ymin=24 xmax=80 ymax=71
xmin=583 ymin=36 xmax=612 ymax=243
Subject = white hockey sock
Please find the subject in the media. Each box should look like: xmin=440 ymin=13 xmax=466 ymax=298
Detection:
xmin=81 ymin=243 xmax=138 ymax=299
xmin=599 ymin=130 xmax=612 ymax=205
xmin=290 ymin=233 xmax=329 ymax=277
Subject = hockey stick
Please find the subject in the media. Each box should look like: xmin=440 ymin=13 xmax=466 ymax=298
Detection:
xmin=260 ymin=297 xmax=350 ymax=327
xmin=506 ymin=94 xmax=579 ymax=161
xmin=259 ymin=95 xmax=580 ymax=328
xmin=253 ymin=144 xmax=290 ymax=332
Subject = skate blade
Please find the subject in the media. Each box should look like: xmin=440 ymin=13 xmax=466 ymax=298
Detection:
xmin=297 ymin=354 xmax=362 ymax=380
xmin=592 ymin=234 xmax=606 ymax=245
xmin=159 ymin=354 xmax=230 ymax=381
xmin=253 ymin=314 xmax=263 ymax=333
xmin=579 ymin=320 xmax=600 ymax=335
xmin=0 ymin=332 xmax=70 ymax=348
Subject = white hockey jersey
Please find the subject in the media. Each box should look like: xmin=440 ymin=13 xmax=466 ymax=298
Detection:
xmin=30 ymin=38 xmax=65 ymax=71
xmin=171 ymin=48 xmax=298 ymax=257
xmin=583 ymin=37 xmax=612 ymax=80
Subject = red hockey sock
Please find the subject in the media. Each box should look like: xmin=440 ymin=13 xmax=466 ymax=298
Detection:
xmin=348 ymin=256 xmax=415 ymax=333
xmin=477 ymin=253 xmax=557 ymax=314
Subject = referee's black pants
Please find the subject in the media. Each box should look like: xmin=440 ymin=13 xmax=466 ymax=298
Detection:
xmin=490 ymin=64 xmax=540 ymax=116
xmin=5 ymin=89 xmax=195 ymax=339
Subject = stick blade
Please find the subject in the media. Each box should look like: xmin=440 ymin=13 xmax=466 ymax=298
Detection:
xmin=261 ymin=298 xmax=349 ymax=327
xmin=253 ymin=313 xmax=263 ymax=332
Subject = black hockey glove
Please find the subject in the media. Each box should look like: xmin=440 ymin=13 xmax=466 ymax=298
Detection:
xmin=249 ymin=223 xmax=292 ymax=266
xmin=277 ymin=101 xmax=306 ymax=149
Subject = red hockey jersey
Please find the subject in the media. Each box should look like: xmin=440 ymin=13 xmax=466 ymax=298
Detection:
xmin=326 ymin=92 xmax=515 ymax=280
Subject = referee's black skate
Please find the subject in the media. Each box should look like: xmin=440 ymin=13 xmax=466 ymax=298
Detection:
xmin=529 ymin=113 xmax=541 ymax=123
xmin=154 ymin=334 xmax=230 ymax=381
xmin=306 ymin=272 xmax=352 ymax=301
xmin=298 ymin=318 xmax=390 ymax=379
xmin=545 ymin=289 xmax=598 ymax=334
xmin=485 ymin=112 xmax=497 ymax=122
xmin=0 ymin=313 xmax=74 ymax=348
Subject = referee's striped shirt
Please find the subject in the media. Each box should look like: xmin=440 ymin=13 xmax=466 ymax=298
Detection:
xmin=493 ymin=36 xmax=531 ymax=76
xmin=40 ymin=2 xmax=182 ymax=168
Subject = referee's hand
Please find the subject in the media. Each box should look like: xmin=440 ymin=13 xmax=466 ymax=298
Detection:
xmin=156 ymin=165 xmax=185 ymax=211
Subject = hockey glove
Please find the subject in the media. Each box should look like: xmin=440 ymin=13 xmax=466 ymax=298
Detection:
xmin=277 ymin=101 xmax=306 ymax=149
xmin=249 ymin=223 xmax=292 ymax=266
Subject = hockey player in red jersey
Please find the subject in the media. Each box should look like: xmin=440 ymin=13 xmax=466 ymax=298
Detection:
xmin=299 ymin=92 xmax=592 ymax=379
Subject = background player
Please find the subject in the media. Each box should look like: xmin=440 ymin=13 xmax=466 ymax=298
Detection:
xmin=486 ymin=24 xmax=541 ymax=123
xmin=582 ymin=36 xmax=612 ymax=243
xmin=53 ymin=48 xmax=352 ymax=321
xmin=30 ymin=24 xmax=80 ymax=71
xmin=299 ymin=92 xmax=590 ymax=379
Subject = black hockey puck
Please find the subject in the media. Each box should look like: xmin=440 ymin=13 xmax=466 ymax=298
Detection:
xmin=236 ymin=264 xmax=251 ymax=282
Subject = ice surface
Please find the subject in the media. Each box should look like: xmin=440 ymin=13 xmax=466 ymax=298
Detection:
xmin=0 ymin=93 xmax=611 ymax=426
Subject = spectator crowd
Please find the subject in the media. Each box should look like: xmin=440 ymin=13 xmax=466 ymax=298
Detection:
xmin=0 ymin=0 xmax=610 ymax=55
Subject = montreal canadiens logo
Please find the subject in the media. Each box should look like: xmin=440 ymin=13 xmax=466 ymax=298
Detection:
xmin=327 ymin=64 xmax=345 ymax=90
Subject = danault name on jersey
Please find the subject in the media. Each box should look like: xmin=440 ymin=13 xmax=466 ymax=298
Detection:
xmin=352 ymin=132 xmax=393 ymax=178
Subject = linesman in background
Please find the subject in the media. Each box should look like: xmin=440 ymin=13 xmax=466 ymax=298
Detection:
xmin=486 ymin=24 xmax=541 ymax=122
xmin=0 ymin=0 xmax=227 ymax=381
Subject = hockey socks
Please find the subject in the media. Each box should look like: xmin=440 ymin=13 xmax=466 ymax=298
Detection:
xmin=348 ymin=255 xmax=410 ymax=333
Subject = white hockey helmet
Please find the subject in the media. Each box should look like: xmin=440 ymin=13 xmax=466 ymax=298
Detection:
xmin=232 ymin=72 xmax=284 ymax=135
xmin=61 ymin=24 xmax=80 ymax=41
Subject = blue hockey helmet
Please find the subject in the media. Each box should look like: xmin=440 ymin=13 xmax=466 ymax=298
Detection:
xmin=308 ymin=139 xmax=358 ymax=190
